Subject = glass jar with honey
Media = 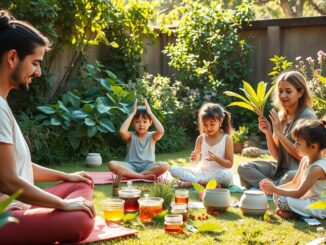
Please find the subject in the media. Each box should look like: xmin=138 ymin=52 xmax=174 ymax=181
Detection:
xmin=102 ymin=199 xmax=125 ymax=224
xmin=175 ymin=189 xmax=189 ymax=205
xmin=171 ymin=203 xmax=187 ymax=222
xmin=118 ymin=181 xmax=141 ymax=212
xmin=138 ymin=196 xmax=163 ymax=224
xmin=164 ymin=214 xmax=184 ymax=234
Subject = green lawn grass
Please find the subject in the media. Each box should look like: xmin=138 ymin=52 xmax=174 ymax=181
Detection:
xmin=36 ymin=147 xmax=326 ymax=244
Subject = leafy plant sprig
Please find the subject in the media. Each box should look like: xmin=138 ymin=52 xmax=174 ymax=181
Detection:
xmin=0 ymin=189 xmax=23 ymax=228
xmin=224 ymin=81 xmax=275 ymax=117
xmin=192 ymin=179 xmax=218 ymax=191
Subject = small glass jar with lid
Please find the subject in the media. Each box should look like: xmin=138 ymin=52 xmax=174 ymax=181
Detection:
xmin=164 ymin=214 xmax=184 ymax=234
xmin=118 ymin=181 xmax=141 ymax=212
xmin=171 ymin=203 xmax=187 ymax=222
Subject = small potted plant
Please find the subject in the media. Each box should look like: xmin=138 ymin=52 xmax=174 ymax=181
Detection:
xmin=232 ymin=126 xmax=249 ymax=154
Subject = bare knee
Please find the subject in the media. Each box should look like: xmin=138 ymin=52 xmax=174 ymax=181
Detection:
xmin=108 ymin=161 xmax=119 ymax=172
xmin=158 ymin=162 xmax=169 ymax=172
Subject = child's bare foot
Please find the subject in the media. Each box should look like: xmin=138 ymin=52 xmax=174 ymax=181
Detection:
xmin=176 ymin=181 xmax=193 ymax=188
xmin=275 ymin=207 xmax=298 ymax=219
xmin=142 ymin=174 xmax=157 ymax=180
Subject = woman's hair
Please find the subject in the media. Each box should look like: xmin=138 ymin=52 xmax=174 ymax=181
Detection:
xmin=132 ymin=108 xmax=151 ymax=121
xmin=198 ymin=103 xmax=233 ymax=135
xmin=0 ymin=10 xmax=50 ymax=61
xmin=292 ymin=119 xmax=326 ymax=150
xmin=272 ymin=70 xmax=313 ymax=121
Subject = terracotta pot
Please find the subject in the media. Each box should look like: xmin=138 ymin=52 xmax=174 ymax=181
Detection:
xmin=234 ymin=142 xmax=244 ymax=154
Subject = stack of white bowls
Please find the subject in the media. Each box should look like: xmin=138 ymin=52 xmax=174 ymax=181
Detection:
xmin=239 ymin=190 xmax=269 ymax=215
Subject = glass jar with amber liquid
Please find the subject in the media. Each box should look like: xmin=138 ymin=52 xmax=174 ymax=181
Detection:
xmin=138 ymin=195 xmax=163 ymax=224
xmin=164 ymin=214 xmax=183 ymax=234
xmin=118 ymin=181 xmax=141 ymax=212
xmin=102 ymin=199 xmax=125 ymax=224
xmin=175 ymin=189 xmax=189 ymax=205
xmin=171 ymin=203 xmax=187 ymax=222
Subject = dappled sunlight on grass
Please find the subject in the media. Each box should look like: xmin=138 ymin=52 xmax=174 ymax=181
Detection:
xmin=36 ymin=148 xmax=325 ymax=244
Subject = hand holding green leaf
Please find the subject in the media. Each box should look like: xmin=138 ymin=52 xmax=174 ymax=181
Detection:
xmin=224 ymin=81 xmax=275 ymax=117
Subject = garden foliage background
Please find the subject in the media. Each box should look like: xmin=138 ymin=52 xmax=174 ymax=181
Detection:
xmin=0 ymin=0 xmax=325 ymax=165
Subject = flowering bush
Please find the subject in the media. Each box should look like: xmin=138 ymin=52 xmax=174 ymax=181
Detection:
xmin=295 ymin=51 xmax=326 ymax=116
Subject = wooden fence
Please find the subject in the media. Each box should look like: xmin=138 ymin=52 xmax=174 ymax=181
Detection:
xmin=49 ymin=16 xmax=326 ymax=98
xmin=142 ymin=16 xmax=326 ymax=84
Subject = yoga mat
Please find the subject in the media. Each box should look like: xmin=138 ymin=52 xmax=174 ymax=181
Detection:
xmin=89 ymin=171 xmax=167 ymax=184
xmin=79 ymin=216 xmax=137 ymax=244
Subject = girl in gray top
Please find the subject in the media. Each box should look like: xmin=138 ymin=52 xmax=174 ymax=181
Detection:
xmin=108 ymin=99 xmax=169 ymax=180
xmin=238 ymin=70 xmax=317 ymax=188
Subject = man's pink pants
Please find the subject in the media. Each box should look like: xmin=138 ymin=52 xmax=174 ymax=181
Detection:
xmin=0 ymin=181 xmax=95 ymax=244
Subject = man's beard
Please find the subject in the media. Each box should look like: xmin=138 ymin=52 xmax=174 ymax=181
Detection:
xmin=11 ymin=64 xmax=30 ymax=92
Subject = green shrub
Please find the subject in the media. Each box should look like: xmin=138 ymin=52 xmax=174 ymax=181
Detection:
xmin=17 ymin=112 xmax=61 ymax=165
xmin=36 ymin=62 xmax=134 ymax=157
xmin=133 ymin=74 xmax=190 ymax=153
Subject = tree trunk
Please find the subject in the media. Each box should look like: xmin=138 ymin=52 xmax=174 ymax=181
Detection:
xmin=280 ymin=0 xmax=296 ymax=17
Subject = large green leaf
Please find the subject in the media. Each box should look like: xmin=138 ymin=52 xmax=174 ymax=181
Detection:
xmin=87 ymin=126 xmax=98 ymax=137
xmin=62 ymin=92 xmax=81 ymax=108
xmin=83 ymin=104 xmax=93 ymax=113
xmin=243 ymin=81 xmax=259 ymax=102
xmin=99 ymin=118 xmax=115 ymax=132
xmin=71 ymin=110 xmax=88 ymax=120
xmin=37 ymin=106 xmax=56 ymax=115
xmin=0 ymin=189 xmax=23 ymax=213
xmin=262 ymin=84 xmax=276 ymax=104
xmin=57 ymin=101 xmax=69 ymax=114
xmin=228 ymin=102 xmax=255 ymax=112
xmin=97 ymin=124 xmax=109 ymax=133
xmin=85 ymin=118 xmax=96 ymax=126
xmin=223 ymin=91 xmax=251 ymax=104
xmin=50 ymin=117 xmax=61 ymax=126
xmin=256 ymin=81 xmax=266 ymax=100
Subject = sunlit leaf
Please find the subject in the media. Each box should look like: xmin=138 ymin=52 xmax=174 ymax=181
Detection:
xmin=197 ymin=223 xmax=221 ymax=232
xmin=205 ymin=179 xmax=217 ymax=189
xmin=192 ymin=182 xmax=205 ymax=191
xmin=307 ymin=200 xmax=326 ymax=209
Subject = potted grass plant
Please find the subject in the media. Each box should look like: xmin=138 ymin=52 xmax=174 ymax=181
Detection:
xmin=224 ymin=81 xmax=275 ymax=117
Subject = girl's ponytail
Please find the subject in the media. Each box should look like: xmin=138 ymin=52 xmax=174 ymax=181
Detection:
xmin=221 ymin=111 xmax=233 ymax=135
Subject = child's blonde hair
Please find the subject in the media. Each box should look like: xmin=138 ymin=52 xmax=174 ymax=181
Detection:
xmin=198 ymin=103 xmax=233 ymax=135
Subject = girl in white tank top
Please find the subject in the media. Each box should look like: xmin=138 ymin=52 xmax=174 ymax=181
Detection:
xmin=170 ymin=103 xmax=234 ymax=187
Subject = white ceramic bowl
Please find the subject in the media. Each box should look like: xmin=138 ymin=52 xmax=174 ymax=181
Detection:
xmin=239 ymin=190 xmax=269 ymax=215
xmin=202 ymin=188 xmax=230 ymax=212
